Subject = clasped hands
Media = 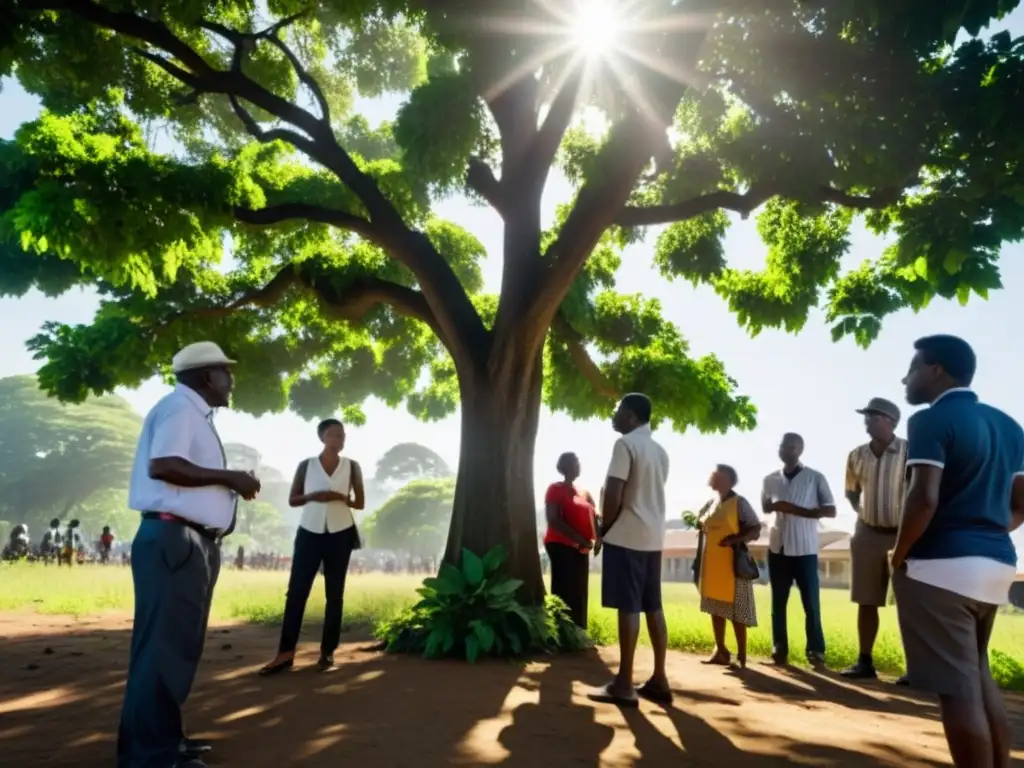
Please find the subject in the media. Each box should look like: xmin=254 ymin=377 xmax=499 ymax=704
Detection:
xmin=306 ymin=489 xmax=354 ymax=505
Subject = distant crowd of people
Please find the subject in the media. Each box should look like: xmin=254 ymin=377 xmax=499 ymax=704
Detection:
xmin=109 ymin=334 xmax=1022 ymax=768
xmin=231 ymin=547 xmax=438 ymax=575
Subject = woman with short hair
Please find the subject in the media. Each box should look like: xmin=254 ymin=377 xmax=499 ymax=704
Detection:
xmin=696 ymin=464 xmax=760 ymax=669
xmin=259 ymin=418 xmax=364 ymax=674
xmin=543 ymin=452 xmax=598 ymax=629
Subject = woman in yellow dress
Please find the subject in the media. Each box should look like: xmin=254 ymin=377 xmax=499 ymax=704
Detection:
xmin=696 ymin=464 xmax=761 ymax=668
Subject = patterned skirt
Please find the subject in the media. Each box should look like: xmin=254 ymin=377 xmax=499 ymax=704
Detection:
xmin=700 ymin=578 xmax=757 ymax=627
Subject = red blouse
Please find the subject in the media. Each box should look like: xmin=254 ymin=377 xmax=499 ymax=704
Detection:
xmin=543 ymin=482 xmax=597 ymax=548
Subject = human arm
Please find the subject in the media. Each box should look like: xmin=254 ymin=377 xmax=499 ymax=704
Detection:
xmin=770 ymin=473 xmax=837 ymax=519
xmin=760 ymin=479 xmax=773 ymax=517
xmin=148 ymin=409 xmax=258 ymax=499
xmin=844 ymin=450 xmax=861 ymax=512
xmin=719 ymin=497 xmax=762 ymax=546
xmin=288 ymin=460 xmax=313 ymax=507
xmin=347 ymin=460 xmax=366 ymax=509
xmin=599 ymin=439 xmax=632 ymax=536
xmin=890 ymin=412 xmax=946 ymax=569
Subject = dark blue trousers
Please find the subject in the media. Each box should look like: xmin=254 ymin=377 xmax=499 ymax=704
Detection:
xmin=767 ymin=550 xmax=825 ymax=658
xmin=117 ymin=519 xmax=220 ymax=768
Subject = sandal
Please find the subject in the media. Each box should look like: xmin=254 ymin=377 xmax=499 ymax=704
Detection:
xmin=635 ymin=680 xmax=673 ymax=706
xmin=702 ymin=649 xmax=731 ymax=666
xmin=587 ymin=683 xmax=639 ymax=708
xmin=258 ymin=658 xmax=294 ymax=676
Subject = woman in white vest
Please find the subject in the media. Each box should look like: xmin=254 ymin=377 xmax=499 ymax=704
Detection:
xmin=259 ymin=418 xmax=365 ymax=674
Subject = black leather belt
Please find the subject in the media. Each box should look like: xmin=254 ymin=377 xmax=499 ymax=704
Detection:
xmin=142 ymin=512 xmax=221 ymax=542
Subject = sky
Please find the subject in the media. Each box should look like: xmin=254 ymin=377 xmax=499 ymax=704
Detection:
xmin=2 ymin=10 xmax=1024 ymax=553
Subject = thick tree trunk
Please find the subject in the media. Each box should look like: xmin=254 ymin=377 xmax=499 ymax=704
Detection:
xmin=443 ymin=355 xmax=546 ymax=605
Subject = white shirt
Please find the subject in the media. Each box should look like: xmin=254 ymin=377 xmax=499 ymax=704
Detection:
xmin=602 ymin=424 xmax=670 ymax=552
xmin=128 ymin=384 xmax=235 ymax=529
xmin=762 ymin=466 xmax=835 ymax=557
xmin=299 ymin=456 xmax=355 ymax=534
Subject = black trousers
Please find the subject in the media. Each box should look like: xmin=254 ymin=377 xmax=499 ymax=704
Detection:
xmin=278 ymin=526 xmax=357 ymax=656
xmin=546 ymin=542 xmax=590 ymax=629
xmin=117 ymin=518 xmax=220 ymax=768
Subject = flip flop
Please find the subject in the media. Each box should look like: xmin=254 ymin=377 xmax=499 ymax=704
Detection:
xmin=635 ymin=680 xmax=674 ymax=706
xmin=587 ymin=683 xmax=639 ymax=708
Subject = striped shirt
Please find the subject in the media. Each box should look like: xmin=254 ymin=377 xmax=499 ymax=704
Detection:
xmin=845 ymin=437 xmax=907 ymax=529
xmin=762 ymin=466 xmax=835 ymax=557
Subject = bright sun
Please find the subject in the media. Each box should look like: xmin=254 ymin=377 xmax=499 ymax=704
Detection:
xmin=569 ymin=0 xmax=621 ymax=56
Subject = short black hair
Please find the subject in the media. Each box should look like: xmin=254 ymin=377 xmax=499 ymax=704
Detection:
xmin=716 ymin=463 xmax=738 ymax=487
xmin=556 ymin=452 xmax=577 ymax=474
xmin=782 ymin=432 xmax=804 ymax=446
xmin=317 ymin=418 xmax=343 ymax=438
xmin=914 ymin=334 xmax=976 ymax=386
xmin=620 ymin=392 xmax=653 ymax=424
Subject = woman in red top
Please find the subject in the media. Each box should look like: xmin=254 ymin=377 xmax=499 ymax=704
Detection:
xmin=544 ymin=452 xmax=599 ymax=629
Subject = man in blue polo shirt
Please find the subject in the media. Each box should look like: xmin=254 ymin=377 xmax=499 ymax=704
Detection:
xmin=891 ymin=335 xmax=1024 ymax=768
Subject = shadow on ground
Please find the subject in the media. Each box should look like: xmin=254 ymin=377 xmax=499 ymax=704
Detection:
xmin=1 ymin=615 xmax=1021 ymax=766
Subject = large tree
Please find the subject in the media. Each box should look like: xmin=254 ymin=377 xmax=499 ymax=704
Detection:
xmin=0 ymin=375 xmax=141 ymax=530
xmin=374 ymin=442 xmax=452 ymax=485
xmin=2 ymin=1 xmax=1022 ymax=599
xmin=362 ymin=477 xmax=455 ymax=557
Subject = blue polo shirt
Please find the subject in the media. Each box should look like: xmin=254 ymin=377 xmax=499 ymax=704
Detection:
xmin=905 ymin=388 xmax=1023 ymax=565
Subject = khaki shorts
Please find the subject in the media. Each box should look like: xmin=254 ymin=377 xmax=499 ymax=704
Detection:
xmin=849 ymin=519 xmax=897 ymax=607
xmin=892 ymin=568 xmax=998 ymax=698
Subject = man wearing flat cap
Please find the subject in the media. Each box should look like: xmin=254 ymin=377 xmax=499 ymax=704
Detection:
xmin=117 ymin=342 xmax=261 ymax=768
xmin=840 ymin=397 xmax=908 ymax=683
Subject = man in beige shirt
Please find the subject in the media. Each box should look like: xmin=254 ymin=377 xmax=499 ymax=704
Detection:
xmin=588 ymin=393 xmax=671 ymax=708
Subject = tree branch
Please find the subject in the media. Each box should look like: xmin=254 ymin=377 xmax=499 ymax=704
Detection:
xmin=526 ymin=66 xmax=583 ymax=186
xmin=233 ymin=203 xmax=376 ymax=239
xmin=193 ymin=263 xmax=443 ymax=339
xmin=465 ymin=156 xmax=505 ymax=214
xmin=551 ymin=312 xmax=617 ymax=400
xmin=615 ymin=183 xmax=908 ymax=227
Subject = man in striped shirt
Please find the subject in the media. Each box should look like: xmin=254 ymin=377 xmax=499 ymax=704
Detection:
xmin=762 ymin=433 xmax=837 ymax=666
xmin=841 ymin=397 xmax=909 ymax=683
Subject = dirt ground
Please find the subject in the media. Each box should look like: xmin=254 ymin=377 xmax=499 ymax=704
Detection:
xmin=2 ymin=613 xmax=1023 ymax=767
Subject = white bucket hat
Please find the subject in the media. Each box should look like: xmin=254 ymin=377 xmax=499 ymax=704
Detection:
xmin=172 ymin=341 xmax=236 ymax=373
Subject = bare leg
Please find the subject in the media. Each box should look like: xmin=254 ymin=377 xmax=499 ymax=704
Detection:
xmin=703 ymin=615 xmax=730 ymax=664
xmin=981 ymin=668 xmax=1012 ymax=768
xmin=611 ymin=611 xmax=641 ymax=695
xmin=733 ymin=622 xmax=747 ymax=668
xmin=938 ymin=694 xmax=994 ymax=768
xmin=645 ymin=610 xmax=670 ymax=689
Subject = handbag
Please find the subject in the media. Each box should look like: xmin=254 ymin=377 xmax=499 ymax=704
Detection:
xmin=692 ymin=527 xmax=704 ymax=586
xmin=733 ymin=542 xmax=759 ymax=581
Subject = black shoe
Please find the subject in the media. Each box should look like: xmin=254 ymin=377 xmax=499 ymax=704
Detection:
xmin=174 ymin=759 xmax=208 ymax=768
xmin=806 ymin=651 xmax=826 ymax=667
xmin=771 ymin=651 xmax=789 ymax=666
xmin=894 ymin=675 xmax=910 ymax=687
xmin=317 ymin=655 xmax=335 ymax=672
xmin=258 ymin=658 xmax=294 ymax=676
xmin=840 ymin=660 xmax=877 ymax=679
xmin=180 ymin=738 xmax=211 ymax=760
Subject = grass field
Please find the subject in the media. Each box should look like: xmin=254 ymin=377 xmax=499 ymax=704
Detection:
xmin=3 ymin=562 xmax=1024 ymax=690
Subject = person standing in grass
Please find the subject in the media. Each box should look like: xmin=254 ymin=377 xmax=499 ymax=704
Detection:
xmin=891 ymin=335 xmax=1024 ymax=768
xmin=588 ymin=393 xmax=671 ymax=708
xmin=259 ymin=418 xmax=365 ymax=676
xmin=761 ymin=433 xmax=836 ymax=667
xmin=543 ymin=452 xmax=599 ymax=629
xmin=119 ymin=341 xmax=261 ymax=768
xmin=696 ymin=464 xmax=760 ymax=669
xmin=840 ymin=397 xmax=910 ymax=685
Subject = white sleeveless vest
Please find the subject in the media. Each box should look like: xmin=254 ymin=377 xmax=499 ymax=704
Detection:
xmin=298 ymin=456 xmax=355 ymax=534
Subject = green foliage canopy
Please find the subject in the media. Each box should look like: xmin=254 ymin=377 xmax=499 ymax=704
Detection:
xmin=362 ymin=477 xmax=454 ymax=556
xmin=373 ymin=442 xmax=452 ymax=485
xmin=1 ymin=0 xmax=1022 ymax=437
xmin=0 ymin=374 xmax=141 ymax=532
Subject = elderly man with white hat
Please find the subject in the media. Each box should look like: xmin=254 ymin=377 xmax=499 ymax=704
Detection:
xmin=117 ymin=342 xmax=261 ymax=768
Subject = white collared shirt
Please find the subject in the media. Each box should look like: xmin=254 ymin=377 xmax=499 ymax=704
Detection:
xmin=128 ymin=383 xmax=236 ymax=529
xmin=299 ymin=456 xmax=355 ymax=534
xmin=762 ymin=465 xmax=835 ymax=557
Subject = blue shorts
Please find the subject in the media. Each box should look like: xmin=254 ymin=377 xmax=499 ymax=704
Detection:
xmin=601 ymin=543 xmax=663 ymax=613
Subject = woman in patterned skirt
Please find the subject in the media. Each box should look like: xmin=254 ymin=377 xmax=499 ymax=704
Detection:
xmin=696 ymin=464 xmax=761 ymax=668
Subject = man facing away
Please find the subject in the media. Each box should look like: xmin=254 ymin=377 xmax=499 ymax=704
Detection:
xmin=761 ymin=433 xmax=836 ymax=666
xmin=891 ymin=335 xmax=1024 ymax=768
xmin=118 ymin=342 xmax=260 ymax=768
xmin=588 ymin=393 xmax=671 ymax=708
xmin=841 ymin=398 xmax=910 ymax=684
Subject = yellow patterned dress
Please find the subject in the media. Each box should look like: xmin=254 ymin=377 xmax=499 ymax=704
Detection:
xmin=697 ymin=494 xmax=758 ymax=626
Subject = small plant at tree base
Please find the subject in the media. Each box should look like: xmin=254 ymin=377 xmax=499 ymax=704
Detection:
xmin=375 ymin=545 xmax=590 ymax=662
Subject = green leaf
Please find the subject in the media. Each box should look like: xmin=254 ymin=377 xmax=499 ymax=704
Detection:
xmin=460 ymin=548 xmax=484 ymax=587
xmin=472 ymin=620 xmax=496 ymax=653
xmin=465 ymin=634 xmax=480 ymax=664
xmin=481 ymin=545 xmax=507 ymax=575
xmin=435 ymin=563 xmax=467 ymax=595
xmin=957 ymin=283 xmax=971 ymax=306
